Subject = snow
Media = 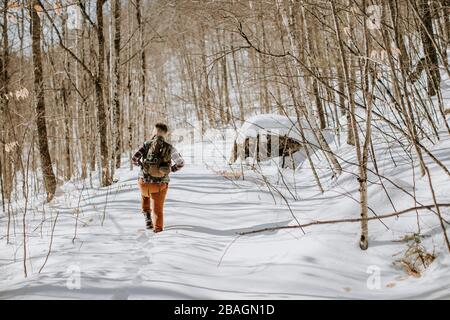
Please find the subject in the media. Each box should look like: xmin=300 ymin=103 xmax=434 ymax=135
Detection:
xmin=2 ymin=57 xmax=450 ymax=300
xmin=1 ymin=115 xmax=449 ymax=299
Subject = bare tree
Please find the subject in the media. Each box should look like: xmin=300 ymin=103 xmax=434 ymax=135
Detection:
xmin=417 ymin=0 xmax=441 ymax=96
xmin=112 ymin=0 xmax=122 ymax=168
xmin=31 ymin=0 xmax=57 ymax=202
xmin=95 ymin=0 xmax=112 ymax=186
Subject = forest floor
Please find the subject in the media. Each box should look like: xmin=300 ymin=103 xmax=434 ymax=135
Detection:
xmin=1 ymin=117 xmax=450 ymax=299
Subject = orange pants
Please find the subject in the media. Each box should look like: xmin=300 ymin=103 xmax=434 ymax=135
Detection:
xmin=138 ymin=179 xmax=168 ymax=232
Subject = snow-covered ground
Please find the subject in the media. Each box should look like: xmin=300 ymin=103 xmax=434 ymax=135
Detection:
xmin=2 ymin=63 xmax=450 ymax=299
xmin=1 ymin=112 xmax=449 ymax=299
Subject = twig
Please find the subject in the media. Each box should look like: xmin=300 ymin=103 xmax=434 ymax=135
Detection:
xmin=101 ymin=184 xmax=111 ymax=226
xmin=38 ymin=211 xmax=60 ymax=274
xmin=238 ymin=203 xmax=450 ymax=235
xmin=217 ymin=234 xmax=242 ymax=267
xmin=72 ymin=184 xmax=85 ymax=243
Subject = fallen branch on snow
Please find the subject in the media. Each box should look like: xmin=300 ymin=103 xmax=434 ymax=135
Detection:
xmin=238 ymin=204 xmax=450 ymax=235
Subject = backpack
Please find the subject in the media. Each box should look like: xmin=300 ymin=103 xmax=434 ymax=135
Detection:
xmin=142 ymin=136 xmax=172 ymax=178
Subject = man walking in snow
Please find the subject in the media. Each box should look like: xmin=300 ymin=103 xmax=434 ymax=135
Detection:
xmin=132 ymin=123 xmax=184 ymax=232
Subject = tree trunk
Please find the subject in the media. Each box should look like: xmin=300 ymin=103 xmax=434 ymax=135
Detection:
xmin=359 ymin=0 xmax=375 ymax=251
xmin=200 ymin=25 xmax=216 ymax=128
xmin=136 ymin=0 xmax=147 ymax=138
xmin=62 ymin=82 xmax=72 ymax=181
xmin=113 ymin=0 xmax=122 ymax=168
xmin=443 ymin=0 xmax=450 ymax=49
xmin=230 ymin=32 xmax=245 ymax=121
xmin=331 ymin=0 xmax=367 ymax=249
xmin=31 ymin=0 xmax=57 ymax=202
xmin=96 ymin=0 xmax=112 ymax=186
xmin=418 ymin=0 xmax=441 ymax=96
xmin=387 ymin=0 xmax=410 ymax=69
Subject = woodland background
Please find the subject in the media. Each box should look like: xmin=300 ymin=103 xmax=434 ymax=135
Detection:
xmin=1 ymin=0 xmax=450 ymax=253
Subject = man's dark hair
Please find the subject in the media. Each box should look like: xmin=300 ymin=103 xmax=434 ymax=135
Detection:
xmin=155 ymin=122 xmax=168 ymax=133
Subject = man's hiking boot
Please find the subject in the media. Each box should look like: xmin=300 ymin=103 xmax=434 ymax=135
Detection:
xmin=143 ymin=211 xmax=153 ymax=229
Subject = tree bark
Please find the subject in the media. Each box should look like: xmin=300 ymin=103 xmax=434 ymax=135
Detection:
xmin=96 ymin=0 xmax=112 ymax=186
xmin=62 ymin=81 xmax=72 ymax=181
xmin=136 ymin=0 xmax=147 ymax=138
xmin=31 ymin=0 xmax=57 ymax=202
xmin=387 ymin=0 xmax=410 ymax=69
xmin=113 ymin=0 xmax=122 ymax=168
xmin=331 ymin=0 xmax=366 ymax=249
xmin=418 ymin=0 xmax=441 ymax=96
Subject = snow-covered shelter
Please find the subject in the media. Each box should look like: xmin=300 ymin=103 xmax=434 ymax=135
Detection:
xmin=229 ymin=114 xmax=327 ymax=168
